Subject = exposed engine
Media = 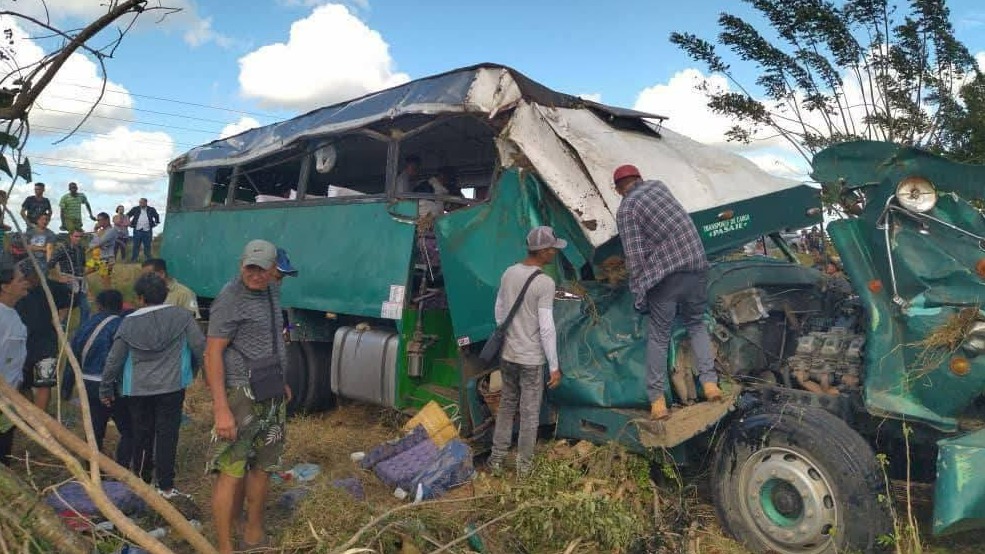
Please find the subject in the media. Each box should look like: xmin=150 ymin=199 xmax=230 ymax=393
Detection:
xmin=786 ymin=328 xmax=864 ymax=394
xmin=711 ymin=282 xmax=865 ymax=396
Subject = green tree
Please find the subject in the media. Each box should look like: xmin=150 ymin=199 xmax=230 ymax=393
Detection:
xmin=670 ymin=0 xmax=983 ymax=163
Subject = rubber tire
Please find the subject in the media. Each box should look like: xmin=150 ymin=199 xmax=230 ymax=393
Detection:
xmin=301 ymin=341 xmax=336 ymax=412
xmin=284 ymin=342 xmax=307 ymax=417
xmin=712 ymin=406 xmax=891 ymax=554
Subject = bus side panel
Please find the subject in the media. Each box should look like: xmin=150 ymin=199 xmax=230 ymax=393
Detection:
xmin=161 ymin=202 xmax=416 ymax=318
xmin=435 ymin=169 xmax=556 ymax=345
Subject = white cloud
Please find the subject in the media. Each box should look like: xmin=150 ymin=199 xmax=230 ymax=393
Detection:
xmin=278 ymin=0 xmax=370 ymax=10
xmin=634 ymin=69 xmax=735 ymax=145
xmin=50 ymin=126 xmax=175 ymax=195
xmin=0 ymin=16 xmax=134 ymax=135
xmin=633 ymin=68 xmax=807 ymax=181
xmin=219 ymin=117 xmax=261 ymax=139
xmin=238 ymin=4 xmax=409 ymax=111
xmin=578 ymin=93 xmax=602 ymax=103
xmin=14 ymin=0 xmax=232 ymax=48
xmin=977 ymin=52 xmax=985 ymax=72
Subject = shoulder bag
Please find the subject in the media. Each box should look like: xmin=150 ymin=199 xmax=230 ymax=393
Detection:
xmin=241 ymin=290 xmax=286 ymax=402
xmin=478 ymin=270 xmax=543 ymax=368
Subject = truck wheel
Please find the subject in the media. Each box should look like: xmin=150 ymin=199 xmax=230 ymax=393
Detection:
xmin=285 ymin=342 xmax=307 ymax=417
xmin=301 ymin=341 xmax=336 ymax=412
xmin=712 ymin=406 xmax=890 ymax=554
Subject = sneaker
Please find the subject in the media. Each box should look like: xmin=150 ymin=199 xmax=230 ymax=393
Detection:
xmin=487 ymin=457 xmax=503 ymax=472
xmin=157 ymin=487 xmax=191 ymax=500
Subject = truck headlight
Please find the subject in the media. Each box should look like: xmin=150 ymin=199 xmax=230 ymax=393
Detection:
xmin=895 ymin=176 xmax=937 ymax=213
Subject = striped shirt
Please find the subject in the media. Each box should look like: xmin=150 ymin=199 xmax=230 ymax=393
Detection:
xmin=616 ymin=180 xmax=709 ymax=309
xmin=59 ymin=192 xmax=89 ymax=220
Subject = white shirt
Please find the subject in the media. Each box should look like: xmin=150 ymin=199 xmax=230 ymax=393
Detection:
xmin=136 ymin=208 xmax=150 ymax=231
xmin=0 ymin=304 xmax=27 ymax=390
xmin=493 ymin=263 xmax=560 ymax=371
xmin=418 ymin=177 xmax=449 ymax=218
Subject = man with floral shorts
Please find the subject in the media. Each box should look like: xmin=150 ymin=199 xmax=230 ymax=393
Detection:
xmin=205 ymin=239 xmax=291 ymax=554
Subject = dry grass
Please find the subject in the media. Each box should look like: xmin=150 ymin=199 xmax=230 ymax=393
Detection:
xmin=912 ymin=307 xmax=979 ymax=374
xmin=599 ymin=256 xmax=629 ymax=286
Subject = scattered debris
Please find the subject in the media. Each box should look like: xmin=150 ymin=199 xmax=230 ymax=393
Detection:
xmin=277 ymin=487 xmax=312 ymax=511
xmin=46 ymin=480 xmax=146 ymax=518
xmin=332 ymin=477 xmax=365 ymax=501
xmin=914 ymin=307 xmax=980 ymax=371
xmin=273 ymin=462 xmax=321 ymax=483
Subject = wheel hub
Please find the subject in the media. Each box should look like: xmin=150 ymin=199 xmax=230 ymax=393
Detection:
xmin=737 ymin=447 xmax=839 ymax=553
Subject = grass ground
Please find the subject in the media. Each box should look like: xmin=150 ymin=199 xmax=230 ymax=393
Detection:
xmin=8 ymin=382 xmax=985 ymax=553
xmin=6 ymin=255 xmax=983 ymax=552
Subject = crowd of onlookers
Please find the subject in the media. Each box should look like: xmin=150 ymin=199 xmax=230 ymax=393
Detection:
xmin=0 ymin=180 xmax=201 ymax=496
xmin=0 ymin=249 xmax=202 ymax=499
xmin=1 ymin=199 xmax=300 ymax=551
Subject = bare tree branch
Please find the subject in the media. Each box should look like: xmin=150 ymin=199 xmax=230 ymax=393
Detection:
xmin=0 ymin=0 xmax=148 ymax=121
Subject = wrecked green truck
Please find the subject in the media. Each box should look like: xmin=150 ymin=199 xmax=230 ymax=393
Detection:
xmin=162 ymin=64 xmax=985 ymax=553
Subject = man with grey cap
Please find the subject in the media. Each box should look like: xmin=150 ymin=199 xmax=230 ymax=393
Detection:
xmin=205 ymin=239 xmax=291 ymax=554
xmin=488 ymin=226 xmax=564 ymax=477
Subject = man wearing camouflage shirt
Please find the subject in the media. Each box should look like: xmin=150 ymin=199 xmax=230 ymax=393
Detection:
xmin=205 ymin=239 xmax=291 ymax=554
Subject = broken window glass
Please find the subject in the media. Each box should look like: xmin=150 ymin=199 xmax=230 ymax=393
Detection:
xmin=304 ymin=133 xmax=388 ymax=199
xmin=168 ymin=167 xmax=233 ymax=210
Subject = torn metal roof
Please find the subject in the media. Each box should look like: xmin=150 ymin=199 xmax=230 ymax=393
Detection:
xmin=169 ymin=63 xmax=665 ymax=172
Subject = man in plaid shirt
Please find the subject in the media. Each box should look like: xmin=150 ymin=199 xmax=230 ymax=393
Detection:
xmin=613 ymin=164 xmax=722 ymax=420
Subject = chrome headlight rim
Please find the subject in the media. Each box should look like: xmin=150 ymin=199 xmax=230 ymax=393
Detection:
xmin=895 ymin=176 xmax=938 ymax=213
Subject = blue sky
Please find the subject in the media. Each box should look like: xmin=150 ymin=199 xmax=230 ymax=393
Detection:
xmin=4 ymin=0 xmax=985 ymax=229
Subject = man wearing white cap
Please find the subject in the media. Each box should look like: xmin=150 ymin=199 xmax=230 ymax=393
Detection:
xmin=487 ymin=226 xmax=564 ymax=477
xmin=205 ymin=239 xmax=291 ymax=553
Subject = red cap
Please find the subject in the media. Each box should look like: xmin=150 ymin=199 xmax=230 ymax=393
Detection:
xmin=613 ymin=164 xmax=641 ymax=184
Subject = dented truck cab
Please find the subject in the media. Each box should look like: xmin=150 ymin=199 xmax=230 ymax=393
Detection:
xmin=161 ymin=65 xmax=985 ymax=554
xmin=812 ymin=141 xmax=985 ymax=537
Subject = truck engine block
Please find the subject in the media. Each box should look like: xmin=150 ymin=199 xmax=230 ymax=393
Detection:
xmin=786 ymin=327 xmax=864 ymax=394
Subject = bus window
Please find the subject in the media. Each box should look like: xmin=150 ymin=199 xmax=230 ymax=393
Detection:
xmin=395 ymin=114 xmax=498 ymax=205
xmin=232 ymin=149 xmax=305 ymax=205
xmin=304 ymin=133 xmax=387 ymax=199
xmin=169 ymin=168 xmax=227 ymax=211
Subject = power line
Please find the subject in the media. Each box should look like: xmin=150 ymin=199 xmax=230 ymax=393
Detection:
xmin=58 ymin=81 xmax=279 ymax=120
xmin=43 ymin=94 xmax=249 ymax=126
xmin=33 ymin=106 xmax=223 ymax=135
xmin=31 ymin=154 xmax=166 ymax=173
xmin=30 ymin=124 xmax=201 ymax=149
xmin=31 ymin=158 xmax=164 ymax=179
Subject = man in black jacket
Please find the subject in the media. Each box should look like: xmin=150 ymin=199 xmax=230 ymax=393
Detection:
xmin=127 ymin=198 xmax=160 ymax=263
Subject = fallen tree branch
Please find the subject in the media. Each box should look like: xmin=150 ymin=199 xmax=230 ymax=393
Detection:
xmin=0 ymin=464 xmax=89 ymax=554
xmin=427 ymin=505 xmax=526 ymax=554
xmin=0 ymin=390 xmax=175 ymax=554
xmin=331 ymin=494 xmax=496 ymax=554
xmin=0 ymin=379 xmax=218 ymax=553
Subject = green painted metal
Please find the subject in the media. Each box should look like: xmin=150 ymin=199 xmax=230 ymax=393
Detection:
xmin=814 ymin=141 xmax=985 ymax=537
xmin=550 ymin=282 xmax=648 ymax=408
xmin=161 ymin=200 xmax=417 ymax=318
xmin=435 ymin=169 xmax=579 ymax=344
xmin=814 ymin=142 xmax=985 ymax=431
xmin=395 ymin=308 xmax=461 ymax=410
xmin=759 ymin=480 xmax=800 ymax=528
xmin=934 ymin=429 xmax=985 ymax=535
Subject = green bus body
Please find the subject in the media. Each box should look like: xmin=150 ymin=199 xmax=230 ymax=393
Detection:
xmin=163 ymin=65 xmax=985 ymax=548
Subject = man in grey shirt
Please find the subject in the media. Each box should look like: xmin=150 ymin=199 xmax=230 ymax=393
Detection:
xmin=488 ymin=226 xmax=564 ymax=477
xmin=205 ymin=239 xmax=290 ymax=554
